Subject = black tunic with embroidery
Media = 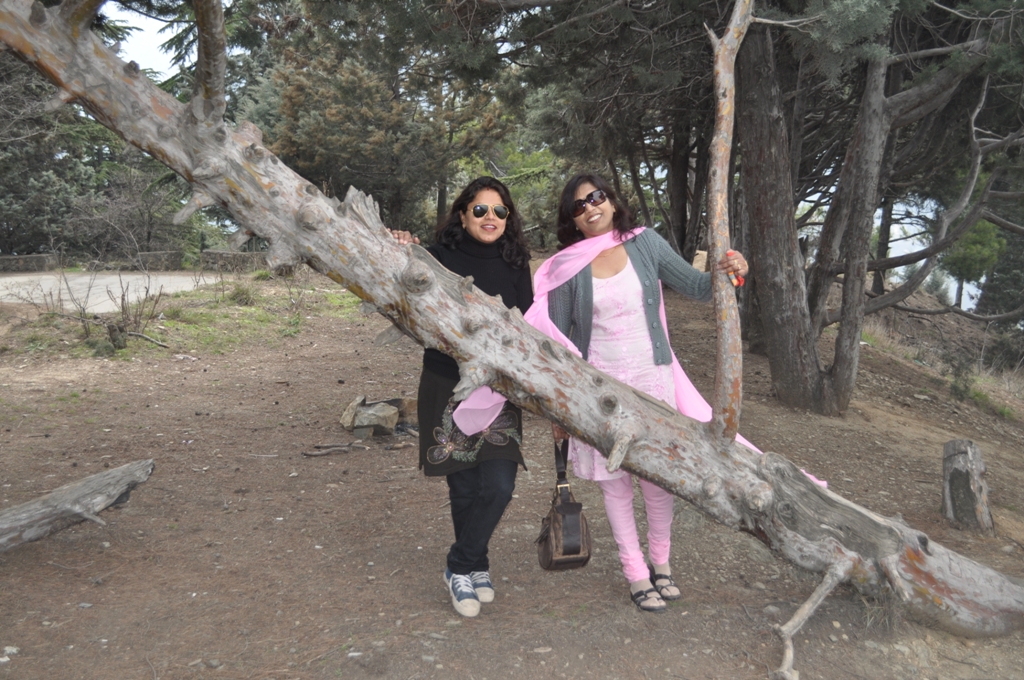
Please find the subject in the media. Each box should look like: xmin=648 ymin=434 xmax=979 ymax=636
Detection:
xmin=416 ymin=237 xmax=533 ymax=476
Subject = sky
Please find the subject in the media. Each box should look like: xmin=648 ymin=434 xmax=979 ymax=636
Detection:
xmin=108 ymin=5 xmax=175 ymax=80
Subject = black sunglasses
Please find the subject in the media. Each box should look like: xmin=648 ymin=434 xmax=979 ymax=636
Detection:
xmin=471 ymin=203 xmax=509 ymax=220
xmin=571 ymin=189 xmax=608 ymax=217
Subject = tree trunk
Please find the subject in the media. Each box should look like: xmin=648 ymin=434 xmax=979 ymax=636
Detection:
xmin=626 ymin=152 xmax=653 ymax=227
xmin=872 ymin=195 xmax=893 ymax=295
xmin=682 ymin=119 xmax=711 ymax=261
xmin=0 ymin=460 xmax=155 ymax=552
xmin=606 ymin=158 xmax=623 ymax=196
xmin=667 ymin=117 xmax=689 ymax=258
xmin=435 ymin=177 xmax=447 ymax=227
xmin=802 ymin=58 xmax=890 ymax=413
xmin=642 ymin=134 xmax=677 ymax=251
xmin=737 ymin=28 xmax=830 ymax=412
xmin=4 ymin=3 xmax=1022 ymax=677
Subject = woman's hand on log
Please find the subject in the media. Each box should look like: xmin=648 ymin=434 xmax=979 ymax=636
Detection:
xmin=716 ymin=249 xmax=748 ymax=287
xmin=390 ymin=230 xmax=420 ymax=245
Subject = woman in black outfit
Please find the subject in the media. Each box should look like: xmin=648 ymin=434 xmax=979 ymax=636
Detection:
xmin=392 ymin=177 xmax=533 ymax=618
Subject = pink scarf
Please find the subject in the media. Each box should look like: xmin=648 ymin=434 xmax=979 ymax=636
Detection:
xmin=451 ymin=227 xmax=826 ymax=487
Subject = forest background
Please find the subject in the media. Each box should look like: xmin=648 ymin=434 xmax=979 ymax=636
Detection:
xmin=2 ymin=0 xmax=1023 ymax=415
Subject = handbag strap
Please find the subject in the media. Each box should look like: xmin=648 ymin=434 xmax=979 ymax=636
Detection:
xmin=554 ymin=439 xmax=571 ymax=504
xmin=553 ymin=439 xmax=583 ymax=555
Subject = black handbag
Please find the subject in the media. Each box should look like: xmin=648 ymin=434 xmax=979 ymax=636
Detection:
xmin=536 ymin=439 xmax=592 ymax=570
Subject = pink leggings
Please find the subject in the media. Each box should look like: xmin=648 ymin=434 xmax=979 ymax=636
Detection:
xmin=596 ymin=474 xmax=674 ymax=583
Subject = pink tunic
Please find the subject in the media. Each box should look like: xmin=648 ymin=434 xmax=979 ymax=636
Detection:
xmin=569 ymin=260 xmax=676 ymax=481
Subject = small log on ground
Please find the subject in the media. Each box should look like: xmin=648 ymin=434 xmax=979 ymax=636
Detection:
xmin=0 ymin=459 xmax=155 ymax=553
xmin=942 ymin=439 xmax=994 ymax=533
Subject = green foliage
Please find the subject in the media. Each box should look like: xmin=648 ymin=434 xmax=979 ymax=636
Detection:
xmin=976 ymin=227 xmax=1024 ymax=331
xmin=0 ymin=51 xmax=205 ymax=261
xmin=967 ymin=387 xmax=1016 ymax=420
xmin=941 ymin=220 xmax=1004 ymax=286
xmin=0 ymin=54 xmax=103 ymax=256
xmin=85 ymin=337 xmax=117 ymax=358
xmin=230 ymin=2 xmax=510 ymax=231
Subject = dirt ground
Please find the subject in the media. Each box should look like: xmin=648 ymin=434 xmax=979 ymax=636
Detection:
xmin=1 ymin=270 xmax=1023 ymax=680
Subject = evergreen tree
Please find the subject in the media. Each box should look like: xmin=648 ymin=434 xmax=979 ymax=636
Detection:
xmin=940 ymin=220 xmax=1004 ymax=308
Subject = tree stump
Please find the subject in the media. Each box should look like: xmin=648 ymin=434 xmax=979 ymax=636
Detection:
xmin=942 ymin=439 xmax=994 ymax=533
xmin=106 ymin=322 xmax=128 ymax=349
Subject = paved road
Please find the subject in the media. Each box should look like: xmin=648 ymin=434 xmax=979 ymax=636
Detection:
xmin=0 ymin=271 xmax=227 ymax=314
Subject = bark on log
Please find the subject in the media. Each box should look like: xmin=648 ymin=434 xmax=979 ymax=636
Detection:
xmin=0 ymin=459 xmax=155 ymax=552
xmin=3 ymin=2 xmax=1024 ymax=677
xmin=942 ymin=439 xmax=994 ymax=534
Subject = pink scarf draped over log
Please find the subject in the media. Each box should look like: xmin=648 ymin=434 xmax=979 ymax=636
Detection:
xmin=452 ymin=226 xmax=826 ymax=488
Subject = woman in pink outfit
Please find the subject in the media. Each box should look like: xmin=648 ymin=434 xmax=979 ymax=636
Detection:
xmin=546 ymin=173 xmax=748 ymax=613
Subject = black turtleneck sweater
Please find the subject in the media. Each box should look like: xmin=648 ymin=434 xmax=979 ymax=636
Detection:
xmin=422 ymin=238 xmax=534 ymax=381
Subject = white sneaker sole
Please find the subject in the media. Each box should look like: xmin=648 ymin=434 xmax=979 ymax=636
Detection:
xmin=444 ymin=574 xmax=481 ymax=617
xmin=475 ymin=587 xmax=495 ymax=604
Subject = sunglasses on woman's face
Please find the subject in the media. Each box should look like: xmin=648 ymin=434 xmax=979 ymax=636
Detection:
xmin=471 ymin=204 xmax=509 ymax=220
xmin=571 ymin=189 xmax=608 ymax=217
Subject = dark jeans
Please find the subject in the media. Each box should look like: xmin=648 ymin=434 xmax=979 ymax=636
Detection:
xmin=445 ymin=458 xmax=518 ymax=575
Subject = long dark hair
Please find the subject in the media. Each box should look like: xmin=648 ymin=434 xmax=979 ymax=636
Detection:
xmin=555 ymin=173 xmax=635 ymax=249
xmin=434 ymin=176 xmax=531 ymax=269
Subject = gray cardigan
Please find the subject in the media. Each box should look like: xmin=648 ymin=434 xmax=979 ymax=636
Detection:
xmin=548 ymin=229 xmax=711 ymax=364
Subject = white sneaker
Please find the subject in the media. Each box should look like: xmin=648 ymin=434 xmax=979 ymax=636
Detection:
xmin=444 ymin=569 xmax=481 ymax=617
xmin=470 ymin=571 xmax=495 ymax=603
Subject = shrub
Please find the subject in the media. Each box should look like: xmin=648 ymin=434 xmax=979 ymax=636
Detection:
xmin=228 ymin=283 xmax=259 ymax=306
xmin=84 ymin=337 xmax=116 ymax=357
xmin=942 ymin=350 xmax=975 ymax=401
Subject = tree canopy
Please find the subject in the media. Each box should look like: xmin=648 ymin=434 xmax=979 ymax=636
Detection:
xmin=3 ymin=0 xmax=1022 ymax=408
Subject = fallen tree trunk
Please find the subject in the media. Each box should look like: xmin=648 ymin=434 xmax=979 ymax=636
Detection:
xmin=2 ymin=2 xmax=1022 ymax=677
xmin=0 ymin=459 xmax=155 ymax=552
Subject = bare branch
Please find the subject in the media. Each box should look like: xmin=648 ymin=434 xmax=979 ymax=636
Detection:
xmin=887 ymin=39 xmax=986 ymax=66
xmin=890 ymin=300 xmax=1024 ymax=323
xmin=930 ymin=1 xmax=1020 ymax=21
xmin=979 ymin=127 xmax=1024 ymax=155
xmin=527 ymin=0 xmax=626 ymax=44
xmin=982 ymin=210 xmax=1024 ymax=237
xmin=127 ymin=331 xmax=170 ymax=348
xmin=752 ymin=15 xmax=821 ymax=30
xmin=829 ymin=82 xmax=994 ymax=323
xmin=887 ymin=38 xmax=989 ymax=128
xmin=473 ymin=0 xmax=574 ymax=9
xmin=865 ymin=180 xmax=996 ymax=274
